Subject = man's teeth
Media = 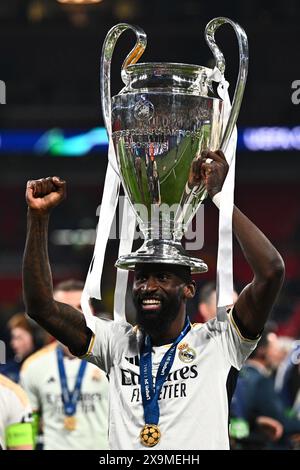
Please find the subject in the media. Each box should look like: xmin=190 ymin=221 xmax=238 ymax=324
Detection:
xmin=142 ymin=299 xmax=161 ymax=305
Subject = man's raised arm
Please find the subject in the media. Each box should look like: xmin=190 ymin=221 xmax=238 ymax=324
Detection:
xmin=201 ymin=150 xmax=285 ymax=338
xmin=23 ymin=176 xmax=92 ymax=356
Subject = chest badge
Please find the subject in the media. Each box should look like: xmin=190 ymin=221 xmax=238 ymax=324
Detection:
xmin=178 ymin=343 xmax=196 ymax=363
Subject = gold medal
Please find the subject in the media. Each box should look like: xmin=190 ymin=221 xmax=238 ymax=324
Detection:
xmin=140 ymin=424 xmax=161 ymax=447
xmin=64 ymin=415 xmax=77 ymax=431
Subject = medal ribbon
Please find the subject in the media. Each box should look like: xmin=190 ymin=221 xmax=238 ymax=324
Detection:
xmin=56 ymin=346 xmax=87 ymax=416
xmin=140 ymin=317 xmax=191 ymax=425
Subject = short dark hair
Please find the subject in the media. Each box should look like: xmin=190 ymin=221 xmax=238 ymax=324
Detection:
xmin=54 ymin=279 xmax=84 ymax=293
xmin=8 ymin=313 xmax=33 ymax=334
xmin=198 ymin=281 xmax=239 ymax=305
xmin=248 ymin=325 xmax=274 ymax=359
xmin=8 ymin=313 xmax=48 ymax=349
xmin=198 ymin=282 xmax=216 ymax=305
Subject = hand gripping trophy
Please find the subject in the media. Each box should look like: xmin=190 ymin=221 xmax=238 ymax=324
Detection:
xmin=99 ymin=17 xmax=248 ymax=275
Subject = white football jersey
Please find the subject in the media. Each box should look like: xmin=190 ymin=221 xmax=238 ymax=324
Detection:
xmin=20 ymin=343 xmax=109 ymax=450
xmin=83 ymin=310 xmax=259 ymax=450
xmin=0 ymin=374 xmax=32 ymax=449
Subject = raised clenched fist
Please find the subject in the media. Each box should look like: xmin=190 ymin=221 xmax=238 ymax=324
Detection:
xmin=26 ymin=176 xmax=66 ymax=213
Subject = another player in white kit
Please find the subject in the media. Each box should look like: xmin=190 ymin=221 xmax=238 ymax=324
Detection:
xmin=20 ymin=342 xmax=109 ymax=450
xmin=20 ymin=280 xmax=109 ymax=450
xmin=0 ymin=374 xmax=33 ymax=450
xmin=22 ymin=150 xmax=285 ymax=449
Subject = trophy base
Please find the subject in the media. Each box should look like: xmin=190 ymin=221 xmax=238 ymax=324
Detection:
xmin=115 ymin=240 xmax=208 ymax=273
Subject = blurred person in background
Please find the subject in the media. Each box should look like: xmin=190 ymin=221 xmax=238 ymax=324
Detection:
xmin=188 ymin=283 xmax=285 ymax=449
xmin=20 ymin=280 xmax=109 ymax=450
xmin=275 ymin=301 xmax=300 ymax=339
xmin=193 ymin=281 xmax=238 ymax=323
xmin=191 ymin=283 xmax=286 ymax=448
xmin=230 ymin=330 xmax=300 ymax=449
xmin=0 ymin=373 xmax=33 ymax=450
xmin=276 ymin=340 xmax=300 ymax=422
xmin=0 ymin=313 xmax=46 ymax=383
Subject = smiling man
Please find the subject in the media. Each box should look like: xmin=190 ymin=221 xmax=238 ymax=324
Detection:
xmin=133 ymin=264 xmax=195 ymax=346
xmin=22 ymin=150 xmax=285 ymax=449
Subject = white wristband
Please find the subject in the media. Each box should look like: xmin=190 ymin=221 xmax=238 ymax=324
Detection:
xmin=212 ymin=192 xmax=221 ymax=209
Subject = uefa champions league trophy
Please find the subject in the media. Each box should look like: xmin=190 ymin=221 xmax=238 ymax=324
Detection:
xmin=100 ymin=18 xmax=248 ymax=272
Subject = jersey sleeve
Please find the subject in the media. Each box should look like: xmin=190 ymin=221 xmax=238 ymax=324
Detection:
xmin=20 ymin=364 xmax=41 ymax=413
xmin=4 ymin=386 xmax=33 ymax=449
xmin=81 ymin=316 xmax=134 ymax=374
xmin=6 ymin=385 xmax=32 ymax=427
xmin=205 ymin=309 xmax=260 ymax=370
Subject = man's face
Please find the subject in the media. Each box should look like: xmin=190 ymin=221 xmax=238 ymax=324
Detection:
xmin=199 ymin=289 xmax=239 ymax=322
xmin=265 ymin=333 xmax=286 ymax=371
xmin=200 ymin=291 xmax=217 ymax=322
xmin=54 ymin=290 xmax=82 ymax=311
xmin=10 ymin=327 xmax=34 ymax=360
xmin=132 ymin=264 xmax=191 ymax=336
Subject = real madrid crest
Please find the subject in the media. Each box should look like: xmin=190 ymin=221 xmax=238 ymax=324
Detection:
xmin=178 ymin=342 xmax=196 ymax=363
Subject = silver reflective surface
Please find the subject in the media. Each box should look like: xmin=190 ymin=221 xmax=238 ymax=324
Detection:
xmin=100 ymin=18 xmax=248 ymax=271
xmin=111 ymin=65 xmax=223 ymax=271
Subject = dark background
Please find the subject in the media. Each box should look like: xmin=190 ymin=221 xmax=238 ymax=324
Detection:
xmin=0 ymin=0 xmax=300 ymax=333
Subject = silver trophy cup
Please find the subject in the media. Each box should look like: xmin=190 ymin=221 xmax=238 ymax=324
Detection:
xmin=100 ymin=18 xmax=248 ymax=272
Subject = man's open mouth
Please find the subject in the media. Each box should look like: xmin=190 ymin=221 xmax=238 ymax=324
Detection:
xmin=141 ymin=298 xmax=162 ymax=311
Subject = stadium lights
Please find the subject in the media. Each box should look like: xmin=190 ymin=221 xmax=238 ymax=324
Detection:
xmin=57 ymin=0 xmax=103 ymax=4
xmin=1 ymin=127 xmax=300 ymax=156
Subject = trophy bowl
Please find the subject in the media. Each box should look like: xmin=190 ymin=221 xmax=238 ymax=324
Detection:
xmin=100 ymin=18 xmax=248 ymax=272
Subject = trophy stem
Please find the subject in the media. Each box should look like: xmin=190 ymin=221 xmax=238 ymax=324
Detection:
xmin=139 ymin=220 xmax=185 ymax=243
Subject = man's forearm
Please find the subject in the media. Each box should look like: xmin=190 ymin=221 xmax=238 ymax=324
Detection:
xmin=232 ymin=205 xmax=284 ymax=334
xmin=232 ymin=206 xmax=284 ymax=281
xmin=201 ymin=149 xmax=284 ymax=334
xmin=23 ymin=209 xmax=54 ymax=313
xmin=23 ymin=209 xmax=91 ymax=355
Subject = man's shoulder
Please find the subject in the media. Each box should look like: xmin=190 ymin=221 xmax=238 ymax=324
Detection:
xmin=191 ymin=322 xmax=205 ymax=330
xmin=199 ymin=316 xmax=228 ymax=336
xmin=21 ymin=343 xmax=57 ymax=374
xmin=93 ymin=317 xmax=137 ymax=338
xmin=82 ymin=318 xmax=139 ymax=367
xmin=0 ymin=373 xmax=29 ymax=408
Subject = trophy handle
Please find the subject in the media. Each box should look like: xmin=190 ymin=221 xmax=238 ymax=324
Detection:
xmin=205 ymin=17 xmax=248 ymax=152
xmin=100 ymin=23 xmax=147 ymax=134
